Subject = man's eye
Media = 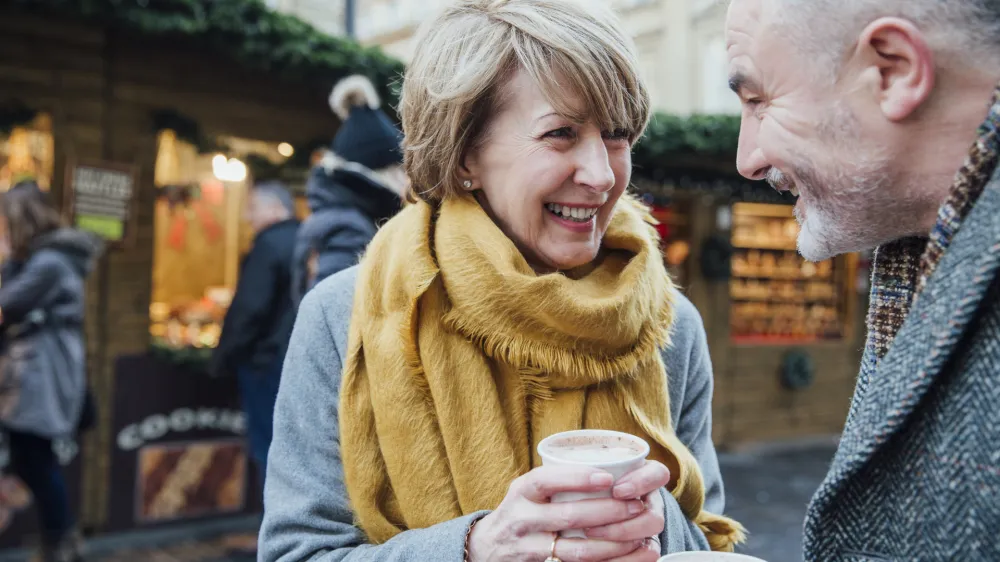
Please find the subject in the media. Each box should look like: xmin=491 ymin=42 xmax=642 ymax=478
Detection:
xmin=545 ymin=127 xmax=575 ymax=139
xmin=745 ymin=98 xmax=762 ymax=108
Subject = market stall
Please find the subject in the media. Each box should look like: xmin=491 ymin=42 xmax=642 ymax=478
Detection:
xmin=0 ymin=0 xmax=400 ymax=543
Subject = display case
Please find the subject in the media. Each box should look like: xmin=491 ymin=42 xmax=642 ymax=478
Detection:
xmin=729 ymin=203 xmax=854 ymax=344
xmin=149 ymin=131 xmax=307 ymax=364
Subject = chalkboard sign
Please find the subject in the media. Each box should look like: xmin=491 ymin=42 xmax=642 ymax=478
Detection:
xmin=64 ymin=160 xmax=137 ymax=247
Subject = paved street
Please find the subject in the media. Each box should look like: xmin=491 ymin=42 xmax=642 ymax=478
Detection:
xmin=722 ymin=440 xmax=837 ymax=562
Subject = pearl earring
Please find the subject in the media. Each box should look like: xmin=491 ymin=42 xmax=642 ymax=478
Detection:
xmin=463 ymin=180 xmax=473 ymax=189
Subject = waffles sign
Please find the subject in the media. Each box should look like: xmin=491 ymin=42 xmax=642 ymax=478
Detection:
xmin=65 ymin=160 xmax=137 ymax=246
xmin=116 ymin=408 xmax=245 ymax=451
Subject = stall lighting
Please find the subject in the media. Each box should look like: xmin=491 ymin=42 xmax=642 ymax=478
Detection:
xmin=277 ymin=142 xmax=295 ymax=157
xmin=212 ymin=155 xmax=248 ymax=182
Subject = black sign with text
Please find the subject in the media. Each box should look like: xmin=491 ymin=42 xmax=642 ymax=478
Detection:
xmin=107 ymin=354 xmax=261 ymax=532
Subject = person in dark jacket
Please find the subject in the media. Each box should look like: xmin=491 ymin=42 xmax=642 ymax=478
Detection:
xmin=291 ymin=74 xmax=405 ymax=306
xmin=0 ymin=181 xmax=101 ymax=562
xmin=211 ymin=181 xmax=299 ymax=486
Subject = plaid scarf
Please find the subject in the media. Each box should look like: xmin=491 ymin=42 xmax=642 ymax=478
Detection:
xmin=866 ymin=84 xmax=1000 ymax=363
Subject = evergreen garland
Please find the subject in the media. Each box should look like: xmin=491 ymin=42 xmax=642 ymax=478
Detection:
xmin=5 ymin=0 xmax=405 ymax=109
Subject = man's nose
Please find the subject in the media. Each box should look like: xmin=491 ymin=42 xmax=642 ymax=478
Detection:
xmin=736 ymin=121 xmax=769 ymax=181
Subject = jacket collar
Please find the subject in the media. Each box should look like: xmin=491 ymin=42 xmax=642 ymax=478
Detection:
xmin=254 ymin=218 xmax=299 ymax=241
xmin=817 ymin=165 xmax=1000 ymax=501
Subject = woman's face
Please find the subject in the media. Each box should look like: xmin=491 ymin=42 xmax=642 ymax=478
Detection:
xmin=464 ymin=69 xmax=632 ymax=271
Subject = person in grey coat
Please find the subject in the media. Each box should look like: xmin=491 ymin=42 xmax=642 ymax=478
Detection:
xmin=0 ymin=181 xmax=100 ymax=562
xmin=726 ymin=0 xmax=1000 ymax=559
xmin=290 ymin=74 xmax=405 ymax=307
xmin=262 ymin=1 xmax=745 ymax=560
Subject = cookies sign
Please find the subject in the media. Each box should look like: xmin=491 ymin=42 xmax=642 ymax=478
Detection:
xmin=107 ymin=355 xmax=260 ymax=531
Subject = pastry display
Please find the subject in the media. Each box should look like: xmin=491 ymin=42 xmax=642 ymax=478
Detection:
xmin=149 ymin=288 xmax=231 ymax=351
xmin=731 ymin=205 xmax=846 ymax=342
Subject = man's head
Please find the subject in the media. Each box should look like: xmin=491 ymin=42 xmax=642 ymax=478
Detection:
xmin=726 ymin=0 xmax=1000 ymax=261
xmin=246 ymin=181 xmax=295 ymax=234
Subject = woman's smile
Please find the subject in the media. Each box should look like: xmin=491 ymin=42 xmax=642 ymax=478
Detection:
xmin=544 ymin=202 xmax=602 ymax=232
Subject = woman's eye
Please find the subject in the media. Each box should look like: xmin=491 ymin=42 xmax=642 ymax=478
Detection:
xmin=544 ymin=127 xmax=575 ymax=139
xmin=603 ymin=128 xmax=631 ymax=141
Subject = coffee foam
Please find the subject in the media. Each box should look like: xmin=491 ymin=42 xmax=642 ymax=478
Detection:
xmin=542 ymin=434 xmax=645 ymax=464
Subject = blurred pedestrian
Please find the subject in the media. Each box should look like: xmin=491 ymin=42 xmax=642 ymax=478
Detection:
xmin=0 ymin=180 xmax=102 ymax=562
xmin=726 ymin=0 xmax=1000 ymax=559
xmin=210 ymin=181 xmax=298 ymax=556
xmin=261 ymin=1 xmax=745 ymax=560
xmin=291 ymin=74 xmax=405 ymax=307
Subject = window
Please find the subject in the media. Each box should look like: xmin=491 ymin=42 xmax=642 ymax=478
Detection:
xmin=0 ymin=113 xmax=54 ymax=192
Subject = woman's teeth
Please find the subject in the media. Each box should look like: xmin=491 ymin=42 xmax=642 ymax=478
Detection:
xmin=545 ymin=203 xmax=598 ymax=222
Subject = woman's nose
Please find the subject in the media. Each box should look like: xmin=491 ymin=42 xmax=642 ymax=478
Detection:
xmin=574 ymin=137 xmax=616 ymax=193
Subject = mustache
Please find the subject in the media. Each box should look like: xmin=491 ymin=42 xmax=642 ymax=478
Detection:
xmin=766 ymin=168 xmax=794 ymax=191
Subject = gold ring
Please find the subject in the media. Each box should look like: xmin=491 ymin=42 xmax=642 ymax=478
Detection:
xmin=545 ymin=533 xmax=561 ymax=561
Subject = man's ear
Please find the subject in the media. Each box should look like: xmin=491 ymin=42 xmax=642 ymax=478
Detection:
xmin=853 ymin=17 xmax=935 ymax=122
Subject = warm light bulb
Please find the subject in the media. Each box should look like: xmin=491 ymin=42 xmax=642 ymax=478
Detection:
xmin=211 ymin=154 xmax=228 ymax=181
xmin=228 ymin=158 xmax=248 ymax=182
xmin=277 ymin=142 xmax=294 ymax=157
xmin=212 ymin=155 xmax=247 ymax=182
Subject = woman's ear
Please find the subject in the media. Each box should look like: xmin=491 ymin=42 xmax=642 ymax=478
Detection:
xmin=459 ymin=153 xmax=479 ymax=191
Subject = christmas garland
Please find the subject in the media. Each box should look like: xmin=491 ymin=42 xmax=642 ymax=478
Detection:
xmin=150 ymin=337 xmax=213 ymax=372
xmin=5 ymin=0 xmax=405 ymax=111
xmin=635 ymin=114 xmax=742 ymax=164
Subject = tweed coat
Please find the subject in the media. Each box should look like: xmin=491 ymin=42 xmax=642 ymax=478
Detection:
xmin=803 ymin=163 xmax=1000 ymax=561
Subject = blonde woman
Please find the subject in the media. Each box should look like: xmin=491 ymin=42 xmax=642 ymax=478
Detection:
xmin=261 ymin=1 xmax=745 ymax=561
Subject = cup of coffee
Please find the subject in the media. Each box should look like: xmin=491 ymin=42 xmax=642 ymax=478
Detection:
xmin=537 ymin=429 xmax=650 ymax=538
xmin=658 ymin=553 xmax=768 ymax=562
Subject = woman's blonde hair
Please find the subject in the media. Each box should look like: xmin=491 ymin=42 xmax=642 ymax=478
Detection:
xmin=400 ymin=0 xmax=651 ymax=203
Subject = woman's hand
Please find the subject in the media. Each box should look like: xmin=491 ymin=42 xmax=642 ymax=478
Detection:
xmin=467 ymin=465 xmax=652 ymax=561
xmin=582 ymin=461 xmax=672 ymax=561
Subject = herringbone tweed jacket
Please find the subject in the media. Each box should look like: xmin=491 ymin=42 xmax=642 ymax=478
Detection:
xmin=803 ymin=163 xmax=1000 ymax=561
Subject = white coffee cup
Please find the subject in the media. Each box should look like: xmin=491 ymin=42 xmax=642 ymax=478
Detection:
xmin=658 ymin=553 xmax=768 ymax=562
xmin=537 ymin=429 xmax=650 ymax=538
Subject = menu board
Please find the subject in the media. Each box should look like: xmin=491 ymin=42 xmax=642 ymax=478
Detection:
xmin=65 ymin=161 xmax=136 ymax=245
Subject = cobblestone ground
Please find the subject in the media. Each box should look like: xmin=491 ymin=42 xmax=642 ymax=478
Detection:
xmin=0 ymin=442 xmax=836 ymax=562
xmin=722 ymin=440 xmax=837 ymax=562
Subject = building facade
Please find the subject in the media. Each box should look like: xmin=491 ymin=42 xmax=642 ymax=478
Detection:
xmin=265 ymin=0 xmax=346 ymax=37
xmin=351 ymin=0 xmax=739 ymax=115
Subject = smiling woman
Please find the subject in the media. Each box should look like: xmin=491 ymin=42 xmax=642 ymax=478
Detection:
xmin=260 ymin=1 xmax=745 ymax=561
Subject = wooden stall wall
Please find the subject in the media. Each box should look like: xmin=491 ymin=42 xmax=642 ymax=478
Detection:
xmin=679 ymin=194 xmax=866 ymax=450
xmin=0 ymin=13 xmax=337 ymax=531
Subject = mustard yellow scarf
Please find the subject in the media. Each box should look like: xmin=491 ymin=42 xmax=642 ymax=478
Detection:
xmin=340 ymin=194 xmax=745 ymax=551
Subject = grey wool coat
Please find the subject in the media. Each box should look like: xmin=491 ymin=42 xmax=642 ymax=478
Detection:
xmin=0 ymin=229 xmax=101 ymax=438
xmin=260 ymin=266 xmax=729 ymax=561
xmin=804 ymin=166 xmax=1000 ymax=561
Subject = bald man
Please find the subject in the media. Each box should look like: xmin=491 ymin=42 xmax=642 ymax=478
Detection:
xmin=725 ymin=0 xmax=1000 ymax=559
